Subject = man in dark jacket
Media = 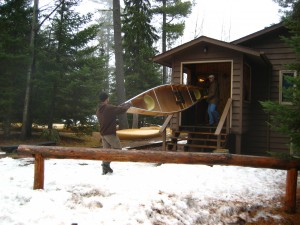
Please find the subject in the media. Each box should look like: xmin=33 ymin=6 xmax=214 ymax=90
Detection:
xmin=96 ymin=92 xmax=131 ymax=175
xmin=204 ymin=74 xmax=219 ymax=126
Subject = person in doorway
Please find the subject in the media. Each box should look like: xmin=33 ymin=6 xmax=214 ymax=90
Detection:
xmin=96 ymin=92 xmax=131 ymax=175
xmin=203 ymin=74 xmax=219 ymax=126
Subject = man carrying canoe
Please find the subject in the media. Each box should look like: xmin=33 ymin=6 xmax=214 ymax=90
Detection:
xmin=96 ymin=92 xmax=131 ymax=175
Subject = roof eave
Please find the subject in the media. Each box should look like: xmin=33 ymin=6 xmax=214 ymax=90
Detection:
xmin=152 ymin=36 xmax=262 ymax=67
xmin=231 ymin=22 xmax=284 ymax=44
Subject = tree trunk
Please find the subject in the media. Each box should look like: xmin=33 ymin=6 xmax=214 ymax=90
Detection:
xmin=3 ymin=117 xmax=11 ymax=138
xmin=47 ymin=0 xmax=66 ymax=130
xmin=162 ymin=0 xmax=167 ymax=84
xmin=21 ymin=0 xmax=39 ymax=140
xmin=113 ymin=0 xmax=129 ymax=129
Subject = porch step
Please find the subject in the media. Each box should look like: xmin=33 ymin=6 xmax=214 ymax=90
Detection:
xmin=168 ymin=125 xmax=228 ymax=152
xmin=174 ymin=137 xmax=226 ymax=142
xmin=168 ymin=143 xmax=220 ymax=149
xmin=173 ymin=130 xmax=227 ymax=136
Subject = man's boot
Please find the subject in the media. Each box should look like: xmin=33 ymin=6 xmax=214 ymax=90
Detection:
xmin=102 ymin=163 xmax=113 ymax=175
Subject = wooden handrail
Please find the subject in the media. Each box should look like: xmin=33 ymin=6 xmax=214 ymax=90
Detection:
xmin=214 ymin=98 xmax=232 ymax=148
xmin=215 ymin=98 xmax=232 ymax=135
xmin=159 ymin=115 xmax=173 ymax=151
xmin=159 ymin=115 xmax=173 ymax=134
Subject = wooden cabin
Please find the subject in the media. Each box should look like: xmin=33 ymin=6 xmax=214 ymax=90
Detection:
xmin=153 ymin=22 xmax=298 ymax=155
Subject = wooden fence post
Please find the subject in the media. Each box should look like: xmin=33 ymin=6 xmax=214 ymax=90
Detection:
xmin=285 ymin=168 xmax=298 ymax=213
xmin=34 ymin=154 xmax=45 ymax=190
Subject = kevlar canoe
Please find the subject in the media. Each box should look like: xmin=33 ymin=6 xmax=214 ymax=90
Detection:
xmin=116 ymin=127 xmax=171 ymax=140
xmin=117 ymin=128 xmax=160 ymax=140
xmin=125 ymin=84 xmax=202 ymax=116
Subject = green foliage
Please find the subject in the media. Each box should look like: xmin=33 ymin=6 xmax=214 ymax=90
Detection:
xmin=151 ymin=0 xmax=192 ymax=83
xmin=0 ymin=0 xmax=32 ymax=131
xmin=0 ymin=0 xmax=193 ymax=135
xmin=40 ymin=129 xmax=60 ymax=142
xmin=68 ymin=120 xmax=99 ymax=136
xmin=279 ymin=1 xmax=300 ymax=57
xmin=273 ymin=0 xmax=298 ymax=10
xmin=122 ymin=0 xmax=161 ymax=99
xmin=261 ymin=75 xmax=300 ymax=155
xmin=32 ymin=0 xmax=108 ymax=127
xmin=165 ymin=23 xmax=185 ymax=40
xmin=0 ymin=0 xmax=110 ymax=137
xmin=152 ymin=0 xmax=192 ymax=47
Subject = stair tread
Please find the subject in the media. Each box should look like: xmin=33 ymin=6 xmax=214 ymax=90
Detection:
xmin=179 ymin=125 xmax=226 ymax=130
xmin=174 ymin=131 xmax=227 ymax=135
xmin=167 ymin=143 xmax=219 ymax=149
xmin=170 ymin=137 xmax=225 ymax=142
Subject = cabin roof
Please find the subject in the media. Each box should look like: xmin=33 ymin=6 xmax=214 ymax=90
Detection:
xmin=231 ymin=22 xmax=285 ymax=45
xmin=152 ymin=23 xmax=285 ymax=67
xmin=153 ymin=36 xmax=264 ymax=67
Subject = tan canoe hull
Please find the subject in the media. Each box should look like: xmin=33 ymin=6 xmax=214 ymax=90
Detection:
xmin=125 ymin=84 xmax=202 ymax=116
xmin=117 ymin=127 xmax=171 ymax=140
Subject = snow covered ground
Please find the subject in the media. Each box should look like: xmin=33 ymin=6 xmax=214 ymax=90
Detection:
xmin=0 ymin=156 xmax=290 ymax=225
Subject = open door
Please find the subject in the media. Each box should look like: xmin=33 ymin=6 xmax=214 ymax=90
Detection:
xmin=181 ymin=61 xmax=232 ymax=126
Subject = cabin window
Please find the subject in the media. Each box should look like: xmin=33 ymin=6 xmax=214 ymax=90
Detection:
xmin=279 ymin=70 xmax=297 ymax=105
xmin=243 ymin=64 xmax=251 ymax=102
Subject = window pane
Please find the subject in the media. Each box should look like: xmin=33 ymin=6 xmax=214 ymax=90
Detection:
xmin=279 ymin=70 xmax=296 ymax=104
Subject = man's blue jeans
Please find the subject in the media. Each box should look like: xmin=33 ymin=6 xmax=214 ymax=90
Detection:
xmin=208 ymin=103 xmax=219 ymax=125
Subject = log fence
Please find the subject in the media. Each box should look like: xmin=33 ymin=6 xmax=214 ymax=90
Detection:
xmin=17 ymin=145 xmax=300 ymax=213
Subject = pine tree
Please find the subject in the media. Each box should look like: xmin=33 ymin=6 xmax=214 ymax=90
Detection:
xmin=0 ymin=0 xmax=32 ymax=137
xmin=21 ymin=0 xmax=39 ymax=139
xmin=34 ymin=0 xmax=106 ymax=129
xmin=96 ymin=2 xmax=114 ymax=92
xmin=122 ymin=0 xmax=161 ymax=99
xmin=152 ymin=0 xmax=192 ymax=83
xmin=112 ymin=0 xmax=130 ymax=129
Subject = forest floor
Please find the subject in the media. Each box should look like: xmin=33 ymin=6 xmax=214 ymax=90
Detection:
xmin=0 ymin=131 xmax=300 ymax=224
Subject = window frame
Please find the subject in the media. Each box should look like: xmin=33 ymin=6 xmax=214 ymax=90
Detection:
xmin=279 ymin=70 xmax=297 ymax=105
xmin=243 ymin=63 xmax=251 ymax=102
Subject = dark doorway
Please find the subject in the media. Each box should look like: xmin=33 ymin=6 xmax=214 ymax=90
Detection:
xmin=181 ymin=61 xmax=232 ymax=126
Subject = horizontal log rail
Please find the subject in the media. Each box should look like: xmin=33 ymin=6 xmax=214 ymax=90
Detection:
xmin=17 ymin=145 xmax=300 ymax=213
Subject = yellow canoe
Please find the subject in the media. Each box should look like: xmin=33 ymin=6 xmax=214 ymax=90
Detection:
xmin=117 ymin=127 xmax=161 ymax=140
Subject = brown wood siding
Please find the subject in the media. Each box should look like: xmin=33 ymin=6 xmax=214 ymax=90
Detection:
xmin=231 ymin=57 xmax=243 ymax=135
xmin=171 ymin=60 xmax=181 ymax=129
xmin=172 ymin=61 xmax=181 ymax=84
xmin=240 ymin=61 xmax=270 ymax=155
xmin=257 ymin=37 xmax=293 ymax=154
xmin=239 ymin=32 xmax=296 ymax=155
xmin=242 ymin=103 xmax=250 ymax=133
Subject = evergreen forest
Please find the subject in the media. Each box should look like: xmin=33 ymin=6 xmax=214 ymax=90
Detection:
xmin=0 ymin=0 xmax=192 ymax=139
